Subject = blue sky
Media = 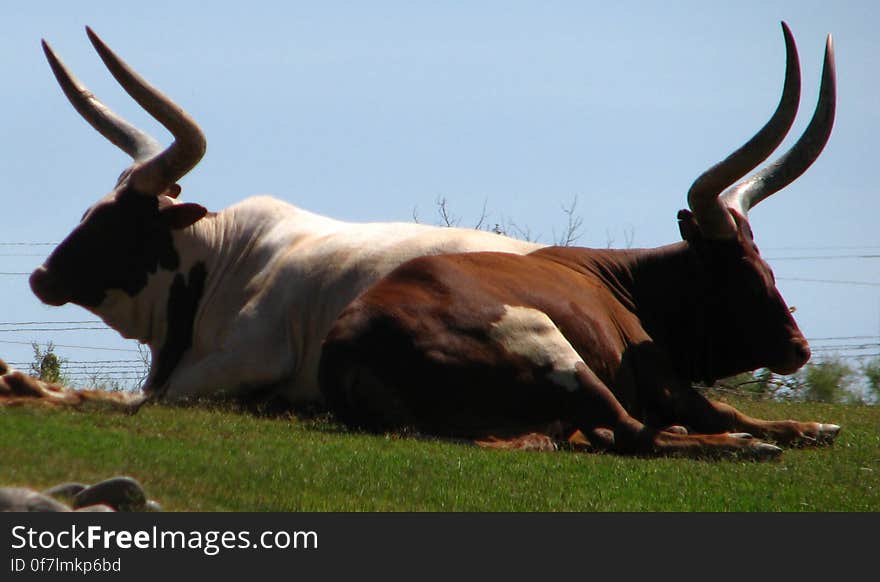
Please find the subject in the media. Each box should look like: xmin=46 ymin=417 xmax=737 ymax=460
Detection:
xmin=1 ymin=1 xmax=878 ymax=384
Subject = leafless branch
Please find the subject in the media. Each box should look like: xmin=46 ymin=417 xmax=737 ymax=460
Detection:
xmin=435 ymin=196 xmax=461 ymax=227
xmin=505 ymin=219 xmax=539 ymax=242
xmin=473 ymin=198 xmax=489 ymax=231
xmin=553 ymin=195 xmax=584 ymax=247
xmin=606 ymin=225 xmax=636 ymax=249
xmin=623 ymin=224 xmax=635 ymax=249
xmin=137 ymin=343 xmax=151 ymax=387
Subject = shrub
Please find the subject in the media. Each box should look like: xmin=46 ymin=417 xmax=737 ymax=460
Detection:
xmin=30 ymin=342 xmax=68 ymax=386
xmin=799 ymin=355 xmax=854 ymax=404
xmin=862 ymin=357 xmax=880 ymax=403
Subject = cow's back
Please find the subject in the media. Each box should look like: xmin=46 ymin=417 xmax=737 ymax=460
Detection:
xmin=216 ymin=201 xmax=544 ymax=405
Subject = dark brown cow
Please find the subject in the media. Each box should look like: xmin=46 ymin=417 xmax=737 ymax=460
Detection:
xmin=319 ymin=24 xmax=840 ymax=459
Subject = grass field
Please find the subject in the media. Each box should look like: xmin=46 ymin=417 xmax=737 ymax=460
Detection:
xmin=2 ymin=397 xmax=878 ymax=511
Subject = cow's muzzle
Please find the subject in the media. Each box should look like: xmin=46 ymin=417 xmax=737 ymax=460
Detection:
xmin=770 ymin=338 xmax=811 ymax=375
xmin=29 ymin=267 xmax=70 ymax=307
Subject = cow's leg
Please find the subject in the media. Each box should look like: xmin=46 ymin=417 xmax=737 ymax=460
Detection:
xmin=150 ymin=347 xmax=291 ymax=405
xmin=480 ymin=307 xmax=782 ymax=458
xmin=146 ymin=318 xmax=300 ymax=406
xmin=564 ymin=362 xmax=783 ymax=459
xmin=669 ymin=388 xmax=840 ymax=447
xmin=323 ymin=303 xmax=783 ymax=459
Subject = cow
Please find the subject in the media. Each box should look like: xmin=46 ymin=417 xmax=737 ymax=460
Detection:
xmin=20 ymin=28 xmax=541 ymax=410
xmin=318 ymin=24 xmax=840 ymax=459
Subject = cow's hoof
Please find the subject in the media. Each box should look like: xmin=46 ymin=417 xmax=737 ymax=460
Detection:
xmin=751 ymin=442 xmax=783 ymax=459
xmin=728 ymin=432 xmax=754 ymax=439
xmin=663 ymin=425 xmax=688 ymax=435
xmin=797 ymin=423 xmax=841 ymax=447
xmin=818 ymin=423 xmax=841 ymax=443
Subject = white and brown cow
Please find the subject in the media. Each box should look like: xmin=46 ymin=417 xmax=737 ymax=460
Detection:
xmin=20 ymin=28 xmax=541 ymax=409
xmin=319 ymin=24 xmax=841 ymax=459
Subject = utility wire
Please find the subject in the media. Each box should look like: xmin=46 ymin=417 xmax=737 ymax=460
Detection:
xmin=5 ymin=360 xmax=143 ymax=365
xmin=0 ymin=340 xmax=139 ymax=352
xmin=777 ymin=277 xmax=880 ymax=287
xmin=0 ymin=328 xmax=110 ymax=332
xmin=808 ymin=335 xmax=879 ymax=341
xmin=0 ymin=242 xmax=57 ymax=246
xmin=767 ymin=254 xmax=880 ymax=261
xmin=0 ymin=321 xmax=103 ymax=325
xmin=764 ymin=245 xmax=880 ymax=251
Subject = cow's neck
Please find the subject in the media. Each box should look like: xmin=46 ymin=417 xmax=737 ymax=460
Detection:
xmin=540 ymin=242 xmax=710 ymax=384
xmin=88 ymin=207 xmax=282 ymax=390
xmin=623 ymin=242 xmax=716 ymax=384
xmin=558 ymin=243 xmax=713 ymax=384
xmin=154 ymin=208 xmax=295 ymax=386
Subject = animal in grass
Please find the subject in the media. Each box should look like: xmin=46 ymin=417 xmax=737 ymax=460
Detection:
xmin=319 ymin=23 xmax=840 ymax=459
xmin=0 ymin=361 xmax=133 ymax=409
xmin=21 ymin=28 xmax=541 ymax=410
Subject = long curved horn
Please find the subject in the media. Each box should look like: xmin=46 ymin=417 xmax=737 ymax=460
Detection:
xmin=84 ymin=27 xmax=206 ymax=194
xmin=720 ymin=35 xmax=836 ymax=218
xmin=687 ymin=22 xmax=801 ymax=239
xmin=42 ymin=39 xmax=162 ymax=162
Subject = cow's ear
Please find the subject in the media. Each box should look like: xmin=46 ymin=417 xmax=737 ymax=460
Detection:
xmin=163 ymin=184 xmax=183 ymax=199
xmin=161 ymin=203 xmax=208 ymax=230
xmin=677 ymin=209 xmax=701 ymax=243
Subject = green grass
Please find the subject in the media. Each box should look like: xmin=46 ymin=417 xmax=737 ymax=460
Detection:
xmin=2 ymin=398 xmax=878 ymax=511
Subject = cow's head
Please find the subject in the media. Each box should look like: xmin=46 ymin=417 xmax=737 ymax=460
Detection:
xmin=30 ymin=28 xmax=207 ymax=310
xmin=679 ymin=22 xmax=835 ymax=379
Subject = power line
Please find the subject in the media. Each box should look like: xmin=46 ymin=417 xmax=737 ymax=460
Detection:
xmin=777 ymin=277 xmax=880 ymax=287
xmin=0 ymin=327 xmax=112 ymax=332
xmin=767 ymin=254 xmax=880 ymax=261
xmin=811 ymin=344 xmax=880 ymax=352
xmin=764 ymin=245 xmax=880 ymax=251
xmin=0 ymin=242 xmax=57 ymax=246
xmin=58 ymin=367 xmax=145 ymax=372
xmin=55 ymin=365 xmax=145 ymax=370
xmin=5 ymin=360 xmax=143 ymax=366
xmin=807 ymin=335 xmax=879 ymax=341
xmin=63 ymin=374 xmax=144 ymax=380
xmin=0 ymin=339 xmax=139 ymax=352
xmin=0 ymin=321 xmax=103 ymax=325
xmin=61 ymin=365 xmax=146 ymax=375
